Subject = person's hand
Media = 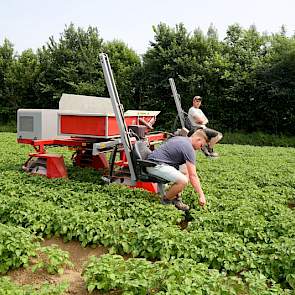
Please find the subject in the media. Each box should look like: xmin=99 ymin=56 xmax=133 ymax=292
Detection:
xmin=198 ymin=195 xmax=206 ymax=207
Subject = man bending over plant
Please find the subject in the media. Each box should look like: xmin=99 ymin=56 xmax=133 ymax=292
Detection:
xmin=146 ymin=129 xmax=208 ymax=212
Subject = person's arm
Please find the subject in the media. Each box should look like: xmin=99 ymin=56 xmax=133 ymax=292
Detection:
xmin=186 ymin=161 xmax=206 ymax=207
xmin=197 ymin=110 xmax=208 ymax=125
xmin=194 ymin=115 xmax=204 ymax=124
xmin=191 ymin=111 xmax=204 ymax=124
xmin=190 ymin=108 xmax=208 ymax=125
xmin=201 ymin=112 xmax=209 ymax=125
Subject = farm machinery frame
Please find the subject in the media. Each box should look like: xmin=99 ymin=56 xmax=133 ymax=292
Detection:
xmin=17 ymin=53 xmax=168 ymax=194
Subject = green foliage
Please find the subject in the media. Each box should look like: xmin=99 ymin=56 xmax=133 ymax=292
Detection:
xmin=0 ymin=223 xmax=39 ymax=274
xmin=0 ymin=39 xmax=15 ymax=114
xmin=4 ymin=49 xmax=40 ymax=109
xmin=141 ymin=23 xmax=295 ymax=135
xmin=0 ymin=40 xmax=40 ymax=120
xmin=0 ymin=277 xmax=69 ymax=295
xmin=253 ymin=34 xmax=295 ymax=134
xmin=0 ymin=116 xmax=16 ymax=131
xmin=31 ymin=245 xmax=73 ymax=275
xmin=141 ymin=23 xmax=264 ymax=130
xmin=83 ymin=254 xmax=290 ymax=294
xmin=1 ymin=23 xmax=295 ymax=134
xmin=0 ymin=23 xmax=141 ymax=116
xmin=222 ymin=132 xmax=295 ymax=147
xmin=36 ymin=24 xmax=105 ymax=107
xmin=141 ymin=23 xmax=217 ymax=129
xmin=102 ymin=40 xmax=141 ymax=109
xmin=0 ymin=132 xmax=295 ymax=292
xmin=34 ymin=24 xmax=141 ymax=110
xmin=83 ymin=254 xmax=160 ymax=293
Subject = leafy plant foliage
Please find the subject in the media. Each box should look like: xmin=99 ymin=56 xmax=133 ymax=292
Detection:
xmin=30 ymin=245 xmax=73 ymax=275
xmin=1 ymin=23 xmax=295 ymax=134
xmin=0 ymin=277 xmax=69 ymax=295
xmin=0 ymin=132 xmax=294 ymax=294
xmin=83 ymin=254 xmax=289 ymax=294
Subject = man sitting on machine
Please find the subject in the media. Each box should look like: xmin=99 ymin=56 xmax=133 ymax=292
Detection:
xmin=187 ymin=95 xmax=223 ymax=157
xmin=146 ymin=129 xmax=208 ymax=212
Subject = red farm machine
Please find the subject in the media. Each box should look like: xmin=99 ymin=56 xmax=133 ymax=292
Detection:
xmin=17 ymin=53 xmax=168 ymax=195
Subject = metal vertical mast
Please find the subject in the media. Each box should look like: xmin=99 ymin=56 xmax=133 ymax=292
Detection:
xmin=169 ymin=78 xmax=185 ymax=129
xmin=99 ymin=53 xmax=137 ymax=185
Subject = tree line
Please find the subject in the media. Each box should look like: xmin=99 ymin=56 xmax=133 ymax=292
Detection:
xmin=0 ymin=23 xmax=294 ymax=135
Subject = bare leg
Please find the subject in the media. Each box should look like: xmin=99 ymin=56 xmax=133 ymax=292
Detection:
xmin=165 ymin=164 xmax=188 ymax=200
xmin=165 ymin=182 xmax=186 ymax=200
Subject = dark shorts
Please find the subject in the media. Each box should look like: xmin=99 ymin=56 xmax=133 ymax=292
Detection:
xmin=187 ymin=126 xmax=220 ymax=140
xmin=204 ymin=127 xmax=219 ymax=140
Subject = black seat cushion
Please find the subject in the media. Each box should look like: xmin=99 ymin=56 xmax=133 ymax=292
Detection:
xmin=133 ymin=140 xmax=152 ymax=160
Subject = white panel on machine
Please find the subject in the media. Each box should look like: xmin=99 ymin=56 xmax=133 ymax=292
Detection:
xmin=17 ymin=109 xmax=58 ymax=140
xmin=59 ymin=93 xmax=114 ymax=114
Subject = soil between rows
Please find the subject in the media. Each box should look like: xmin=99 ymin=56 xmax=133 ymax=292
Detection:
xmin=8 ymin=237 xmax=111 ymax=294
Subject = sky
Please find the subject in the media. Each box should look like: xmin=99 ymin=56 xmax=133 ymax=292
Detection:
xmin=1 ymin=0 xmax=295 ymax=55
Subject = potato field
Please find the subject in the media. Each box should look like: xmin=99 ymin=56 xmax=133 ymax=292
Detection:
xmin=0 ymin=132 xmax=294 ymax=294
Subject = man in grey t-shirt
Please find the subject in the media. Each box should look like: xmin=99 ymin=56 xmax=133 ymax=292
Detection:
xmin=147 ymin=129 xmax=208 ymax=211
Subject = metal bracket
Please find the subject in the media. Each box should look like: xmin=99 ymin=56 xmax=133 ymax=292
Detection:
xmin=99 ymin=53 xmax=137 ymax=185
xmin=92 ymin=139 xmax=121 ymax=155
xmin=169 ymin=78 xmax=185 ymax=129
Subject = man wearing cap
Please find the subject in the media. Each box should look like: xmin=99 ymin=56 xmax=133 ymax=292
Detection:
xmin=187 ymin=96 xmax=223 ymax=157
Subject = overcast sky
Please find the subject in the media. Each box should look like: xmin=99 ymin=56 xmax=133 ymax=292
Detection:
xmin=1 ymin=0 xmax=295 ymax=55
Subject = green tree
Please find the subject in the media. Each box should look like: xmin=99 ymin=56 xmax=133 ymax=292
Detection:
xmin=36 ymin=24 xmax=105 ymax=108
xmin=209 ymin=24 xmax=267 ymax=131
xmin=36 ymin=24 xmax=141 ymax=110
xmin=5 ymin=49 xmax=40 ymax=109
xmin=141 ymin=23 xmax=221 ymax=130
xmin=254 ymin=33 xmax=295 ymax=134
xmin=0 ymin=39 xmax=17 ymax=123
xmin=102 ymin=40 xmax=141 ymax=109
xmin=141 ymin=23 xmax=196 ymax=128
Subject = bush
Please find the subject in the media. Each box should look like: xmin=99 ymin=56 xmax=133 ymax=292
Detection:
xmin=0 ymin=121 xmax=16 ymax=132
xmin=222 ymin=131 xmax=295 ymax=147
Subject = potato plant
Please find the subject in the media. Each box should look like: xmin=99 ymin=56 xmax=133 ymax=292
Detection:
xmin=0 ymin=277 xmax=69 ymax=295
xmin=0 ymin=132 xmax=294 ymax=293
xmin=83 ymin=254 xmax=290 ymax=294
xmin=0 ymin=223 xmax=39 ymax=273
xmin=31 ymin=245 xmax=73 ymax=275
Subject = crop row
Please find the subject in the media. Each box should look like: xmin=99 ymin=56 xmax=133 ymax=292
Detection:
xmin=0 ymin=193 xmax=294 ymax=288
xmin=0 ymin=277 xmax=68 ymax=295
xmin=82 ymin=254 xmax=290 ymax=294
xmin=0 ymin=223 xmax=38 ymax=274
xmin=1 ymin=133 xmax=295 ymax=292
xmin=187 ymin=199 xmax=295 ymax=243
xmin=0 ymin=173 xmax=184 ymax=227
xmin=1 ymin=169 xmax=294 ymax=247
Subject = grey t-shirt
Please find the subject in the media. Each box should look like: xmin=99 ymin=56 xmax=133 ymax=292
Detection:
xmin=147 ymin=136 xmax=196 ymax=169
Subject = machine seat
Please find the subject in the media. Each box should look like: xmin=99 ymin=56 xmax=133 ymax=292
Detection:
xmin=132 ymin=140 xmax=168 ymax=184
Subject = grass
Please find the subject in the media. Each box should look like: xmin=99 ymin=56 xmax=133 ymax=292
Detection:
xmin=222 ymin=131 xmax=295 ymax=147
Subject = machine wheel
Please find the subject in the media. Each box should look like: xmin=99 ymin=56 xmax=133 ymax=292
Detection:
xmin=25 ymin=157 xmax=47 ymax=175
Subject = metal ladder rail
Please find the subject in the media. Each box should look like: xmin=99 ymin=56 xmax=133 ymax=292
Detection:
xmin=169 ymin=78 xmax=185 ymax=129
xmin=99 ymin=53 xmax=137 ymax=185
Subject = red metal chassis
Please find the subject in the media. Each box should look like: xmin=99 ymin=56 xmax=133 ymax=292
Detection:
xmin=18 ymin=132 xmax=167 ymax=193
